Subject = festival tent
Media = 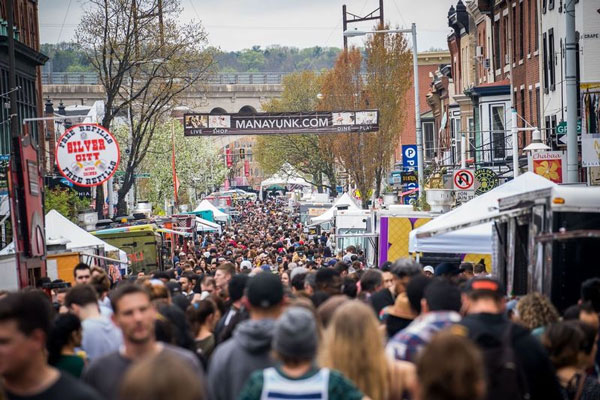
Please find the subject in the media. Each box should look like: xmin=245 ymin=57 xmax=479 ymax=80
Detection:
xmin=311 ymin=193 xmax=361 ymax=224
xmin=258 ymin=165 xmax=313 ymax=200
xmin=194 ymin=200 xmax=229 ymax=222
xmin=0 ymin=210 xmax=127 ymax=261
xmin=196 ymin=217 xmax=222 ymax=233
xmin=409 ymin=172 xmax=556 ymax=254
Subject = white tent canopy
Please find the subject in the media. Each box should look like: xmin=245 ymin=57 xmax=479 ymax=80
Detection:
xmin=196 ymin=217 xmax=222 ymax=233
xmin=258 ymin=165 xmax=313 ymax=200
xmin=194 ymin=200 xmax=229 ymax=222
xmin=260 ymin=174 xmax=313 ymax=188
xmin=311 ymin=193 xmax=361 ymax=224
xmin=409 ymin=172 xmax=556 ymax=254
xmin=0 ymin=210 xmax=127 ymax=260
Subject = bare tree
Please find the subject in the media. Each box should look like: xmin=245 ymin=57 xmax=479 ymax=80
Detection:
xmin=77 ymin=0 xmax=213 ymax=216
xmin=365 ymin=23 xmax=412 ymax=198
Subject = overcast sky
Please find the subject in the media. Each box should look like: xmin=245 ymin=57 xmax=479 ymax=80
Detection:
xmin=39 ymin=0 xmax=456 ymax=52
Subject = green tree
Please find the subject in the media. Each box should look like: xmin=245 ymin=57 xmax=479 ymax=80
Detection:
xmin=238 ymin=48 xmax=265 ymax=72
xmin=255 ymin=71 xmax=337 ymax=193
xmin=44 ymin=188 xmax=92 ymax=222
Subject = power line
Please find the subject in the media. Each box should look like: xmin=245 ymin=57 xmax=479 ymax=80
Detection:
xmin=56 ymin=0 xmax=73 ymax=43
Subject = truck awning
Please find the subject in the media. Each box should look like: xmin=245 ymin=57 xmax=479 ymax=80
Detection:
xmin=415 ymin=208 xmax=530 ymax=239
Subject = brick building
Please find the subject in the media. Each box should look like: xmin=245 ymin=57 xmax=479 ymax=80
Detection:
xmin=424 ymin=0 xmax=542 ymax=177
xmin=477 ymin=0 xmax=541 ymax=149
xmin=0 ymin=0 xmax=47 ymax=155
xmin=393 ymin=51 xmax=451 ymax=166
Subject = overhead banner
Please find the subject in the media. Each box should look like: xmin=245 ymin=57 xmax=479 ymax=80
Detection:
xmin=183 ymin=110 xmax=379 ymax=136
xmin=56 ymin=123 xmax=120 ymax=187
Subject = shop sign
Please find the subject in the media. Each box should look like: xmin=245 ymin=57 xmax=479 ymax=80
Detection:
xmin=56 ymin=124 xmax=120 ymax=187
xmin=530 ymin=151 xmax=566 ymax=183
xmin=582 ymin=134 xmax=600 ymax=167
xmin=474 ymin=168 xmax=499 ymax=195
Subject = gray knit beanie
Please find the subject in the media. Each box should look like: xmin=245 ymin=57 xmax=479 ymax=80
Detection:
xmin=273 ymin=307 xmax=317 ymax=360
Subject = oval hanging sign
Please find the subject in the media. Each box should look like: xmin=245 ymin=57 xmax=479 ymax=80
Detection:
xmin=56 ymin=123 xmax=120 ymax=187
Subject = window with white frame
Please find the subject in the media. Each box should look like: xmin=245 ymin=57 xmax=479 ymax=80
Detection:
xmin=491 ymin=105 xmax=506 ymax=160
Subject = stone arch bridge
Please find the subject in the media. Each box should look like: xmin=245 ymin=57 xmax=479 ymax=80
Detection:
xmin=41 ymin=72 xmax=284 ymax=113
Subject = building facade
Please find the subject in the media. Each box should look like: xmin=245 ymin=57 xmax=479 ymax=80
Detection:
xmin=424 ymin=0 xmax=544 ymax=178
xmin=393 ymin=51 xmax=451 ymax=166
xmin=541 ymin=0 xmax=600 ymax=146
xmin=0 ymin=0 xmax=47 ymax=156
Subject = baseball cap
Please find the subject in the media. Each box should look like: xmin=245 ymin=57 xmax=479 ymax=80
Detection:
xmin=240 ymin=260 xmax=252 ymax=270
xmin=464 ymin=277 xmax=505 ymax=298
xmin=423 ymin=265 xmax=434 ymax=274
xmin=246 ymin=272 xmax=284 ymax=309
xmin=165 ymin=281 xmax=181 ymax=296
xmin=434 ymin=262 xmax=461 ymax=277
xmin=424 ymin=278 xmax=462 ymax=312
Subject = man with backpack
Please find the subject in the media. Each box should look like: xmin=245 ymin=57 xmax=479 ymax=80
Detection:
xmin=459 ymin=277 xmax=563 ymax=400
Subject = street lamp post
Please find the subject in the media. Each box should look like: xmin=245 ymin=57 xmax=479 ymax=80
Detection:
xmin=344 ymin=24 xmax=424 ymax=201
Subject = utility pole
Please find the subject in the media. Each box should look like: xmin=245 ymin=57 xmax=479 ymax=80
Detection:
xmin=565 ymin=0 xmax=578 ymax=183
xmin=342 ymin=0 xmax=384 ymax=50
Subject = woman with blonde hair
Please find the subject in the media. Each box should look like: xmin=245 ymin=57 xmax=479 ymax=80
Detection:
xmin=319 ymin=300 xmax=415 ymax=400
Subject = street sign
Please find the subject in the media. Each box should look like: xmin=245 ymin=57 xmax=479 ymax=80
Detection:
xmin=401 ymin=171 xmax=418 ymax=185
xmin=455 ymin=190 xmax=475 ymax=205
xmin=556 ymin=120 xmax=582 ymax=146
xmin=390 ymin=170 xmax=402 ymax=185
xmin=402 ymin=145 xmax=417 ymax=170
xmin=453 ymin=169 xmax=475 ymax=190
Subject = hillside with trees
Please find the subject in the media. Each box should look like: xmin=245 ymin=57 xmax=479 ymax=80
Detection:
xmin=41 ymin=43 xmax=341 ymax=73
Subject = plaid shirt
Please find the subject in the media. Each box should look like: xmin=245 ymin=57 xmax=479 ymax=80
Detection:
xmin=386 ymin=311 xmax=462 ymax=362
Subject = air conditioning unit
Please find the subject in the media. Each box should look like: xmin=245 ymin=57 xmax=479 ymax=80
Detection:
xmin=476 ymin=46 xmax=483 ymax=57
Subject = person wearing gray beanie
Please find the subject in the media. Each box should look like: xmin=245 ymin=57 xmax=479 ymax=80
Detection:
xmin=273 ymin=307 xmax=317 ymax=361
xmin=238 ymin=307 xmax=365 ymax=400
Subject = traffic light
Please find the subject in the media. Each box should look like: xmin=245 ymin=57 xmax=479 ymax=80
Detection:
xmin=239 ymin=148 xmax=245 ymax=159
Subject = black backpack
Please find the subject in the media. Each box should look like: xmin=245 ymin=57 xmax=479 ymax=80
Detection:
xmin=473 ymin=323 xmax=531 ymax=400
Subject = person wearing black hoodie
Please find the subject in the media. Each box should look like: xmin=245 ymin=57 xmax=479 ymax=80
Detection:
xmin=460 ymin=277 xmax=563 ymax=400
xmin=207 ymin=272 xmax=285 ymax=400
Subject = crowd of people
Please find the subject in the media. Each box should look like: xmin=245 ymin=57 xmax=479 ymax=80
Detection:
xmin=1 ymin=198 xmax=600 ymax=400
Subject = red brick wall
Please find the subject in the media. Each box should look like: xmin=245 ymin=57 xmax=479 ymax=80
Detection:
xmin=1 ymin=0 xmax=40 ymax=51
xmin=448 ymin=37 xmax=461 ymax=94
xmin=488 ymin=0 xmax=540 ymax=147
xmin=476 ymin=22 xmax=488 ymax=84
xmin=394 ymin=63 xmax=440 ymax=163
